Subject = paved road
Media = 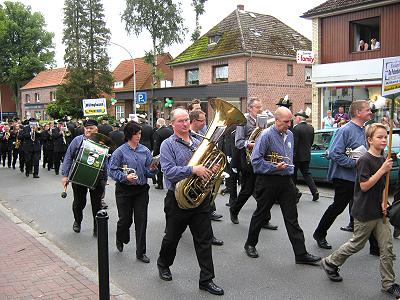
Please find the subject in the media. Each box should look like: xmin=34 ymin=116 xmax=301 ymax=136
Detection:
xmin=0 ymin=166 xmax=398 ymax=300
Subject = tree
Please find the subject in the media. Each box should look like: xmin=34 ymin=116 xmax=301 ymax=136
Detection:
xmin=191 ymin=0 xmax=207 ymax=41
xmin=0 ymin=1 xmax=55 ymax=116
xmin=122 ymin=0 xmax=187 ymax=89
xmin=54 ymin=0 xmax=113 ymax=118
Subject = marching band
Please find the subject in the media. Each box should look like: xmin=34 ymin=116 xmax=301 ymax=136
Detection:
xmin=1 ymin=96 xmax=400 ymax=297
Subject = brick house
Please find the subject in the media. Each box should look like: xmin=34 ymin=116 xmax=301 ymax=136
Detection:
xmin=0 ymin=84 xmax=17 ymax=121
xmin=165 ymin=4 xmax=312 ymax=117
xmin=302 ymin=0 xmax=400 ymax=129
xmin=112 ymin=54 xmax=173 ymax=120
xmin=20 ymin=68 xmax=67 ymax=120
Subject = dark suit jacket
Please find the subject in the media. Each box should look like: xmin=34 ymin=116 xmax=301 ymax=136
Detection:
xmin=21 ymin=126 xmax=41 ymax=152
xmin=98 ymin=124 xmax=113 ymax=136
xmin=109 ymin=129 xmax=125 ymax=154
xmin=51 ymin=127 xmax=67 ymax=153
xmin=293 ymin=122 xmax=314 ymax=162
xmin=140 ymin=123 xmax=154 ymax=151
xmin=153 ymin=126 xmax=173 ymax=156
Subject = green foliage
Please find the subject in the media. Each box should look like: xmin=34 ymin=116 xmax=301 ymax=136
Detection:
xmin=0 ymin=1 xmax=55 ymax=115
xmin=191 ymin=0 xmax=207 ymax=42
xmin=60 ymin=0 xmax=113 ymax=118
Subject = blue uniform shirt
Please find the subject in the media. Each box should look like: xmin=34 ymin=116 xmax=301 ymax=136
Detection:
xmin=160 ymin=133 xmax=200 ymax=191
xmin=108 ymin=143 xmax=157 ymax=185
xmin=61 ymin=135 xmax=108 ymax=180
xmin=327 ymin=121 xmax=366 ymax=182
xmin=251 ymin=125 xmax=294 ymax=176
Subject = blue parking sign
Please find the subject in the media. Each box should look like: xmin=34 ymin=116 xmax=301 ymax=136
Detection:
xmin=136 ymin=92 xmax=147 ymax=104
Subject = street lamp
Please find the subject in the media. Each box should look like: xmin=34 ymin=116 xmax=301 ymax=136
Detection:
xmin=108 ymin=41 xmax=137 ymax=115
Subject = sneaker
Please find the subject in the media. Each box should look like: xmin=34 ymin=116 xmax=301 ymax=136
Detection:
xmin=382 ymin=283 xmax=400 ymax=298
xmin=321 ymin=258 xmax=343 ymax=282
xmin=394 ymin=227 xmax=400 ymax=239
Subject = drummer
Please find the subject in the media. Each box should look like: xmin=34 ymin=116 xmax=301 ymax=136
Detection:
xmin=61 ymin=119 xmax=108 ymax=236
xmin=108 ymin=121 xmax=158 ymax=263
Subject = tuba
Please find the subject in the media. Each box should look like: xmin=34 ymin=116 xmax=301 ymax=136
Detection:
xmin=175 ymin=98 xmax=246 ymax=209
xmin=246 ymin=114 xmax=275 ymax=163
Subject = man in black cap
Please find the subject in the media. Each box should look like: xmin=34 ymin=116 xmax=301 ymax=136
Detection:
xmin=61 ymin=119 xmax=108 ymax=236
xmin=52 ymin=119 xmax=68 ymax=175
xmin=292 ymin=110 xmax=319 ymax=201
xmin=97 ymin=116 xmax=113 ymax=137
xmin=21 ymin=118 xmax=41 ymax=178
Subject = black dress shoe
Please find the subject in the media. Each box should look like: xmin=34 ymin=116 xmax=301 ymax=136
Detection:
xmin=158 ymin=265 xmax=172 ymax=281
xmin=25 ymin=172 xmax=29 ymax=177
xmin=313 ymin=233 xmax=332 ymax=249
xmin=199 ymin=280 xmax=224 ymax=296
xmin=212 ymin=237 xmax=224 ymax=246
xmin=295 ymin=253 xmax=321 ymax=265
xmin=72 ymin=221 xmax=81 ymax=233
xmin=244 ymin=244 xmax=259 ymax=258
xmin=155 ymin=185 xmax=163 ymax=190
xmin=296 ymin=192 xmax=302 ymax=204
xmin=137 ymin=254 xmax=150 ymax=263
xmin=116 ymin=240 xmax=123 ymax=252
xmin=210 ymin=211 xmax=223 ymax=221
xmin=225 ymin=202 xmax=231 ymax=207
xmin=230 ymin=209 xmax=239 ymax=224
xmin=312 ymin=192 xmax=320 ymax=201
xmin=33 ymin=174 xmax=40 ymax=178
xmin=340 ymin=225 xmax=354 ymax=232
xmin=262 ymin=222 xmax=278 ymax=230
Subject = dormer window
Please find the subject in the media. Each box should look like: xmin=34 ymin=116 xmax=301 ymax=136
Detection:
xmin=208 ymin=34 xmax=221 ymax=45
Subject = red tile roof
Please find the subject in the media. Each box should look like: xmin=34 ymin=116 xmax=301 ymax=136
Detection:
xmin=112 ymin=54 xmax=172 ymax=92
xmin=20 ymin=68 xmax=67 ymax=90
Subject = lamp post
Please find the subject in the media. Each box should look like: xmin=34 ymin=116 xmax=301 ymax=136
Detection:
xmin=108 ymin=41 xmax=136 ymax=115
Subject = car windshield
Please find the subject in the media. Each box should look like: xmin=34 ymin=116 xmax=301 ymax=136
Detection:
xmin=312 ymin=131 xmax=334 ymax=151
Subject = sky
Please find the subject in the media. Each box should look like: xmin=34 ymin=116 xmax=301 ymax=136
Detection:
xmin=4 ymin=0 xmax=326 ymax=69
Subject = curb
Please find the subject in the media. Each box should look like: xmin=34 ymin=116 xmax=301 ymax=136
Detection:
xmin=0 ymin=202 xmax=134 ymax=300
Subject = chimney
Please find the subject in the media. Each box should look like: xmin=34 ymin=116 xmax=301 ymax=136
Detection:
xmin=237 ymin=4 xmax=244 ymax=11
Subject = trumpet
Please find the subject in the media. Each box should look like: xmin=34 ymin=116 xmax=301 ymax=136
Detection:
xmin=5 ymin=132 xmax=10 ymax=141
xmin=265 ymin=152 xmax=294 ymax=167
xmin=246 ymin=114 xmax=275 ymax=162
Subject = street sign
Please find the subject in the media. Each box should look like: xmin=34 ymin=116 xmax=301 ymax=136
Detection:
xmin=382 ymin=56 xmax=400 ymax=96
xmin=136 ymin=92 xmax=147 ymax=104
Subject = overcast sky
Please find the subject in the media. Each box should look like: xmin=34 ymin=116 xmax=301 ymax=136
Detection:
xmin=5 ymin=0 xmax=325 ymax=69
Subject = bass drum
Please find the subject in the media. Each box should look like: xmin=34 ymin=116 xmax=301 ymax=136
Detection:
xmin=68 ymin=139 xmax=109 ymax=189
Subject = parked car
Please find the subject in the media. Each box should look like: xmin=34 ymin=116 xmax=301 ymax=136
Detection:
xmin=307 ymin=128 xmax=400 ymax=185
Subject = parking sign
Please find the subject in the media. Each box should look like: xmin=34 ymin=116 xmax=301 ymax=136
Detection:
xmin=136 ymin=92 xmax=147 ymax=104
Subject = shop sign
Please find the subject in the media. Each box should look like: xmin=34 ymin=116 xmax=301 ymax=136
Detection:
xmin=82 ymin=98 xmax=107 ymax=116
xmin=296 ymin=50 xmax=315 ymax=64
xmin=382 ymin=56 xmax=400 ymax=96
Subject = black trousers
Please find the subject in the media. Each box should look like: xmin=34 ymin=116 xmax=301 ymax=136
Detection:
xmin=12 ymin=148 xmax=18 ymax=168
xmin=158 ymin=190 xmax=214 ymax=283
xmin=53 ymin=151 xmax=65 ymax=174
xmin=156 ymin=165 xmax=164 ymax=187
xmin=72 ymin=182 xmax=104 ymax=226
xmin=314 ymin=178 xmax=379 ymax=252
xmin=19 ymin=149 xmax=25 ymax=172
xmin=115 ymin=183 xmax=149 ymax=257
xmin=1 ymin=149 xmax=12 ymax=167
xmin=43 ymin=149 xmax=53 ymax=169
xmin=246 ymin=175 xmax=307 ymax=257
xmin=24 ymin=150 xmax=40 ymax=176
xmin=225 ymin=164 xmax=238 ymax=206
xmin=230 ymin=168 xmax=271 ymax=223
xmin=294 ymin=161 xmax=318 ymax=196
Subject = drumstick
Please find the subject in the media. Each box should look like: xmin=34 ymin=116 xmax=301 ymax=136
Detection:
xmin=61 ymin=185 xmax=68 ymax=198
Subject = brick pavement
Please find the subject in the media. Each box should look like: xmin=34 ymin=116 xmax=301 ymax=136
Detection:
xmin=0 ymin=211 xmax=119 ymax=300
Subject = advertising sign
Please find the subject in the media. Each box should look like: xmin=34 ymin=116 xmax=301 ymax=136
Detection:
xmin=296 ymin=50 xmax=315 ymax=64
xmin=82 ymin=98 xmax=107 ymax=116
xmin=382 ymin=56 xmax=400 ymax=96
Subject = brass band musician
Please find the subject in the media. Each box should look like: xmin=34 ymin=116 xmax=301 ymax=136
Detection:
xmin=21 ymin=118 xmax=41 ymax=178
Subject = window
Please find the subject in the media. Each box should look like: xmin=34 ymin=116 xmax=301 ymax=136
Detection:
xmin=115 ymin=105 xmax=124 ymax=119
xmin=25 ymin=94 xmax=30 ymax=103
xmin=305 ymin=67 xmax=312 ymax=82
xmin=287 ymin=64 xmax=293 ymax=76
xmin=208 ymin=35 xmax=221 ymax=45
xmin=186 ymin=69 xmax=199 ymax=86
xmin=350 ymin=17 xmax=380 ymax=52
xmin=312 ymin=132 xmax=334 ymax=151
xmin=50 ymin=91 xmax=56 ymax=101
xmin=213 ymin=65 xmax=228 ymax=83
xmin=34 ymin=93 xmax=40 ymax=102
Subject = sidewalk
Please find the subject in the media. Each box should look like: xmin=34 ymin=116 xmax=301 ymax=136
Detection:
xmin=0 ymin=207 xmax=127 ymax=300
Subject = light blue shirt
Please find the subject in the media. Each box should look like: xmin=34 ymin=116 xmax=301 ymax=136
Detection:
xmin=251 ymin=126 xmax=294 ymax=176
xmin=160 ymin=134 xmax=201 ymax=191
xmin=327 ymin=121 xmax=366 ymax=182
xmin=108 ymin=143 xmax=157 ymax=185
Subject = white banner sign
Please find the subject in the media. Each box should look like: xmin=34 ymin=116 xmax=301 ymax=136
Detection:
xmin=382 ymin=56 xmax=400 ymax=96
xmin=296 ymin=50 xmax=315 ymax=64
xmin=82 ymin=98 xmax=107 ymax=116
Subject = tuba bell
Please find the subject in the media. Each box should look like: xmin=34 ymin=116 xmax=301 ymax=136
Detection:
xmin=175 ymin=98 xmax=246 ymax=209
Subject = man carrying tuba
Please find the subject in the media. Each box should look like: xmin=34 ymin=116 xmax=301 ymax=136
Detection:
xmin=156 ymin=108 xmax=224 ymax=296
xmin=21 ymin=118 xmax=41 ymax=178
xmin=229 ymin=97 xmax=278 ymax=230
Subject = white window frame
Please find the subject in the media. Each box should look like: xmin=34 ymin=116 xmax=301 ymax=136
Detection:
xmin=115 ymin=105 xmax=124 ymax=119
